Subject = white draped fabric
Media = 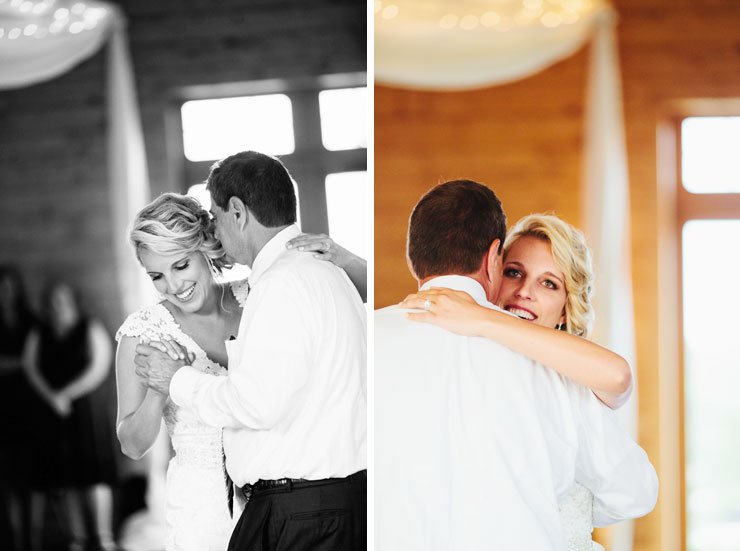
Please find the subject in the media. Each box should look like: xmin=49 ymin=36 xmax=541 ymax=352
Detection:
xmin=0 ymin=0 xmax=153 ymax=313
xmin=376 ymin=2 xmax=638 ymax=550
xmin=581 ymin=13 xmax=637 ymax=551
xmin=375 ymin=0 xmax=610 ymax=90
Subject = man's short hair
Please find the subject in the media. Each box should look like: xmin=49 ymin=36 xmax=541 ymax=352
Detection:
xmin=206 ymin=151 xmax=297 ymax=227
xmin=407 ymin=180 xmax=507 ymax=280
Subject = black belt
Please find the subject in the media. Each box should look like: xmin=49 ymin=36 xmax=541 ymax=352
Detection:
xmin=251 ymin=478 xmax=309 ymax=491
xmin=242 ymin=470 xmax=367 ymax=496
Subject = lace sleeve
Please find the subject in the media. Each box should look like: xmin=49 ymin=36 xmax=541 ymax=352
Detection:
xmin=229 ymin=278 xmax=250 ymax=307
xmin=115 ymin=305 xmax=174 ymax=343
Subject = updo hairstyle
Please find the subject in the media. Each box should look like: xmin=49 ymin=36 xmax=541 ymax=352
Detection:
xmin=130 ymin=193 xmax=229 ymax=274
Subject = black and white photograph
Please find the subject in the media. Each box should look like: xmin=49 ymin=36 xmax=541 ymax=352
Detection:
xmin=0 ymin=1 xmax=367 ymax=550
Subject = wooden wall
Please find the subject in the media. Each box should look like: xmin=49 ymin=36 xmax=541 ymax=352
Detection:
xmin=0 ymin=0 xmax=365 ymax=332
xmin=374 ymin=1 xmax=740 ymax=549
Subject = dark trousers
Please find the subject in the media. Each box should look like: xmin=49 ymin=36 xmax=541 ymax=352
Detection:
xmin=227 ymin=470 xmax=366 ymax=551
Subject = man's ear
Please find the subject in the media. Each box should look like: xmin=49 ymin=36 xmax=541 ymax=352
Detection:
xmin=228 ymin=197 xmax=249 ymax=230
xmin=484 ymin=238 xmax=503 ymax=282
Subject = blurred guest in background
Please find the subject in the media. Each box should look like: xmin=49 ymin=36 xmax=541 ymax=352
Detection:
xmin=23 ymin=281 xmax=118 ymax=551
xmin=0 ymin=265 xmax=37 ymax=550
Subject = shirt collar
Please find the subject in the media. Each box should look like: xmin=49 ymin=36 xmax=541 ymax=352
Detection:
xmin=248 ymin=224 xmax=301 ymax=286
xmin=420 ymin=275 xmax=493 ymax=308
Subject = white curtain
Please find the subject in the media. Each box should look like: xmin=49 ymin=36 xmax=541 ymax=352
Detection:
xmin=580 ymin=12 xmax=637 ymax=551
xmin=376 ymin=2 xmax=637 ymax=550
xmin=0 ymin=0 xmax=153 ymax=313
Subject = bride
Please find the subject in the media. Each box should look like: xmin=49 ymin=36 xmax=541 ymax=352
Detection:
xmin=401 ymin=214 xmax=635 ymax=551
xmin=115 ymin=193 xmax=365 ymax=551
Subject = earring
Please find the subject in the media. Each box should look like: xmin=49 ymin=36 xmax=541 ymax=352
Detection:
xmin=556 ymin=323 xmax=564 ymax=331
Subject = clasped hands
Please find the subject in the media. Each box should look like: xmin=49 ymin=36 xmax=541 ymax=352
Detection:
xmin=134 ymin=339 xmax=195 ymax=396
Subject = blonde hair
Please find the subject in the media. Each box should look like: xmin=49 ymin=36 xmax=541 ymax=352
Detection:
xmin=130 ymin=193 xmax=229 ymax=273
xmin=504 ymin=214 xmax=594 ymax=338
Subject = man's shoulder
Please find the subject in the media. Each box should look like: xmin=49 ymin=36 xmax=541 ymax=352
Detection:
xmin=374 ymin=304 xmax=401 ymax=318
xmin=259 ymin=250 xmax=361 ymax=306
xmin=259 ymin=249 xmax=337 ymax=287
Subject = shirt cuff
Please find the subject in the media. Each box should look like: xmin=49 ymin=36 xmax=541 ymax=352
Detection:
xmin=170 ymin=365 xmax=205 ymax=408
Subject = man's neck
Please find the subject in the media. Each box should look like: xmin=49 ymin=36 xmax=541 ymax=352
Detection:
xmin=246 ymin=224 xmax=290 ymax=267
xmin=418 ymin=271 xmax=496 ymax=302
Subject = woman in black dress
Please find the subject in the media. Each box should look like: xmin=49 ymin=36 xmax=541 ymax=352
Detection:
xmin=0 ymin=265 xmax=37 ymax=550
xmin=24 ymin=282 xmax=117 ymax=551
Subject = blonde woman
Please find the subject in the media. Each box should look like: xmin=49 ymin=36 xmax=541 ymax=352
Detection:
xmin=115 ymin=193 xmax=365 ymax=551
xmin=401 ymin=214 xmax=634 ymax=550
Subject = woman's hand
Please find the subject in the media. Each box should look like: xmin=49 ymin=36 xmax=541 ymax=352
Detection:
xmin=146 ymin=339 xmax=195 ymax=364
xmin=286 ymin=233 xmax=351 ymax=266
xmin=400 ymin=288 xmax=490 ymax=337
xmin=286 ymin=233 xmax=367 ymax=303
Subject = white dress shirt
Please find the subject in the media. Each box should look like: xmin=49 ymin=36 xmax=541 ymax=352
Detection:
xmin=171 ymin=225 xmax=367 ymax=486
xmin=374 ymin=275 xmax=657 ymax=551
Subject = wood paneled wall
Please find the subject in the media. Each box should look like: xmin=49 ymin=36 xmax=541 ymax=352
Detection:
xmin=374 ymin=1 xmax=740 ymax=549
xmin=0 ymin=0 xmax=365 ymax=331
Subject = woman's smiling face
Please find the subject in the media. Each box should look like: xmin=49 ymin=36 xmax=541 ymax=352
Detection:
xmin=138 ymin=248 xmax=213 ymax=314
xmin=496 ymin=235 xmax=567 ymax=330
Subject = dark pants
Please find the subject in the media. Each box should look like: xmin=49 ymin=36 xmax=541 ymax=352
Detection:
xmin=228 ymin=470 xmax=367 ymax=551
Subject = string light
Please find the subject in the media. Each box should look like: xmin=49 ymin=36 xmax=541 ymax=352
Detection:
xmin=49 ymin=19 xmax=66 ymax=32
xmin=541 ymin=11 xmax=563 ymax=27
xmin=460 ymin=14 xmax=479 ymax=30
xmin=481 ymin=11 xmax=501 ymax=27
xmin=439 ymin=14 xmax=458 ymax=29
xmin=381 ymin=4 xmax=398 ymax=19
xmin=375 ymin=0 xmax=597 ymax=32
xmin=0 ymin=1 xmax=107 ymax=40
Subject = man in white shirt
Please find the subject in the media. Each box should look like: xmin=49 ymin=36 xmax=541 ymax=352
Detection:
xmin=375 ymin=180 xmax=657 ymax=550
xmin=137 ymin=151 xmax=367 ymax=550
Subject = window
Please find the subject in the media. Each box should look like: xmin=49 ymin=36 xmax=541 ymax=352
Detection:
xmin=674 ymin=114 xmax=740 ymax=550
xmin=325 ymin=171 xmax=368 ymax=259
xmin=181 ymin=94 xmax=295 ymax=161
xmin=682 ymin=117 xmax=740 ymax=194
xmin=319 ymin=87 xmax=367 ymax=151
xmin=166 ymin=73 xmax=367 ymax=280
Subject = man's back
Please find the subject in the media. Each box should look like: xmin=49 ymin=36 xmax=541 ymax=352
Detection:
xmin=374 ymin=276 xmax=657 ymax=551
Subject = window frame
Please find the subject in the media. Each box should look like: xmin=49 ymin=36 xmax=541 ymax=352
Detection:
xmin=164 ymin=72 xmax=367 ymax=234
xmin=658 ymin=99 xmax=740 ymax=551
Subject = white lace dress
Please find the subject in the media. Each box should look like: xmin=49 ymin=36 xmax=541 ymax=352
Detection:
xmin=116 ymin=281 xmax=248 ymax=551
xmin=558 ymin=482 xmax=605 ymax=551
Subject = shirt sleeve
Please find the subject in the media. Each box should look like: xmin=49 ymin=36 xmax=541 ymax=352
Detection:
xmin=571 ymin=383 xmax=659 ymax=526
xmin=170 ymin=269 xmax=314 ymax=430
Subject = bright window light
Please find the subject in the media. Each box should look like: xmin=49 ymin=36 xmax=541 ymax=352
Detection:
xmin=181 ymin=94 xmax=295 ymax=162
xmin=683 ymin=220 xmax=740 ymax=550
xmin=187 ymin=183 xmax=210 ymax=211
xmin=682 ymin=117 xmax=740 ymax=193
xmin=319 ymin=87 xmax=367 ymax=151
xmin=325 ymin=172 xmax=367 ymax=259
